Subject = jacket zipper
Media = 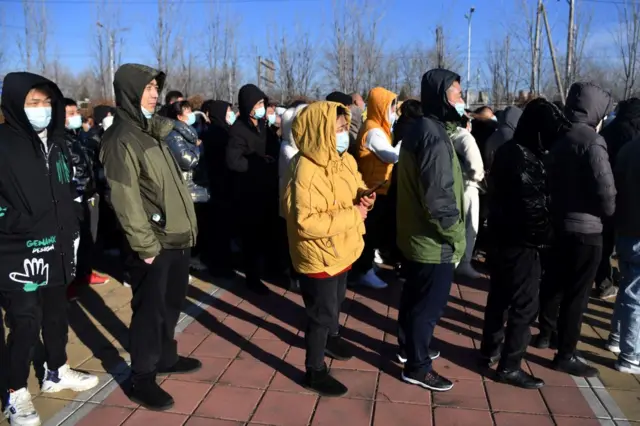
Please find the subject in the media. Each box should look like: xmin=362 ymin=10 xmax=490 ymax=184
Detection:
xmin=42 ymin=142 xmax=66 ymax=277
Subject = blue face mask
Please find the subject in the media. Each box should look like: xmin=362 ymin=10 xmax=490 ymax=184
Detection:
xmin=227 ymin=111 xmax=236 ymax=125
xmin=267 ymin=113 xmax=276 ymax=126
xmin=186 ymin=112 xmax=196 ymax=126
xmin=141 ymin=107 xmax=154 ymax=119
xmin=336 ymin=132 xmax=349 ymax=154
xmin=67 ymin=115 xmax=82 ymax=130
xmin=253 ymin=106 xmax=266 ymax=119
xmin=25 ymin=107 xmax=52 ymax=132
xmin=453 ymin=102 xmax=466 ymax=117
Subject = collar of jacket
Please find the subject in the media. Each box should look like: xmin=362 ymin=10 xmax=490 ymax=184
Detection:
xmin=172 ymin=120 xmax=199 ymax=144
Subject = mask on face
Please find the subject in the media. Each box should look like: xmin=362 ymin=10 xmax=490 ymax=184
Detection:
xmin=253 ymin=106 xmax=266 ymax=120
xmin=389 ymin=111 xmax=397 ymax=127
xmin=102 ymin=115 xmax=114 ymax=130
xmin=336 ymin=131 xmax=349 ymax=154
xmin=25 ymin=107 xmax=52 ymax=132
xmin=141 ymin=107 xmax=154 ymax=119
xmin=227 ymin=111 xmax=236 ymax=125
xmin=490 ymin=116 xmax=498 ymax=122
xmin=67 ymin=115 xmax=82 ymax=130
xmin=453 ymin=102 xmax=466 ymax=117
xmin=267 ymin=113 xmax=277 ymax=126
xmin=186 ymin=112 xmax=196 ymax=126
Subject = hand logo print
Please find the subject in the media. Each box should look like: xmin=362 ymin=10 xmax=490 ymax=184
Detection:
xmin=9 ymin=258 xmax=49 ymax=292
xmin=0 ymin=206 xmax=7 ymax=217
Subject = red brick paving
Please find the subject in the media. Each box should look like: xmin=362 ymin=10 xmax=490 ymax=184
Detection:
xmin=73 ymin=277 xmax=603 ymax=425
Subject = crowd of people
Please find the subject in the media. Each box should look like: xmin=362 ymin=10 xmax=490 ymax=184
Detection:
xmin=1 ymin=61 xmax=639 ymax=426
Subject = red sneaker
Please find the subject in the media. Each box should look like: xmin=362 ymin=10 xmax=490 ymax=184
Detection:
xmin=88 ymin=272 xmax=110 ymax=286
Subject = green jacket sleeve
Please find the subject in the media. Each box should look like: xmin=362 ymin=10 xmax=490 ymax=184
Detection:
xmin=101 ymin=140 xmax=162 ymax=260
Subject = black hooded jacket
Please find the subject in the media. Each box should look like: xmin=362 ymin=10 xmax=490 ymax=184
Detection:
xmin=600 ymin=97 xmax=640 ymax=169
xmin=489 ymin=99 xmax=568 ymax=248
xmin=225 ymin=84 xmax=272 ymax=207
xmin=484 ymin=106 xmax=522 ymax=172
xmin=0 ymin=72 xmax=79 ymax=291
xmin=548 ymin=82 xmax=616 ymax=236
xmin=203 ymin=100 xmax=232 ymax=202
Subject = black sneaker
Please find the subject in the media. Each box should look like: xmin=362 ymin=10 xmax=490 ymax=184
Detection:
xmin=401 ymin=369 xmax=453 ymax=392
xmin=396 ymin=348 xmax=439 ymax=364
xmin=129 ymin=379 xmax=174 ymax=411
xmin=496 ymin=368 xmax=545 ymax=389
xmin=303 ymin=366 xmax=348 ymax=397
xmin=247 ymin=279 xmax=270 ymax=295
xmin=598 ymin=284 xmax=618 ymax=300
xmin=158 ymin=356 xmax=202 ymax=376
xmin=531 ymin=332 xmax=558 ymax=350
xmin=552 ymin=355 xmax=599 ymax=378
xmin=325 ymin=335 xmax=353 ymax=361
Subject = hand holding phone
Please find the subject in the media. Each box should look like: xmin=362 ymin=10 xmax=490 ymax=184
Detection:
xmin=360 ymin=180 xmax=388 ymax=199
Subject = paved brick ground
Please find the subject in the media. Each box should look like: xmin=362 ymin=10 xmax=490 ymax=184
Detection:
xmin=2 ymin=266 xmax=637 ymax=425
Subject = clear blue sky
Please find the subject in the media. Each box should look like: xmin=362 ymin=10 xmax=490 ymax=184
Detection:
xmin=0 ymin=0 xmax=623 ymax=89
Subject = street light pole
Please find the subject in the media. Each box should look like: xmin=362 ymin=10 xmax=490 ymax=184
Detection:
xmin=465 ymin=7 xmax=475 ymax=103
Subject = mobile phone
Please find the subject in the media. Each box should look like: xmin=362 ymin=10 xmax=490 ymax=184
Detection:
xmin=360 ymin=180 xmax=388 ymax=198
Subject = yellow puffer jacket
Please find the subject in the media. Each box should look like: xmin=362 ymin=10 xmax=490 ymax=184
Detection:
xmin=356 ymin=87 xmax=397 ymax=195
xmin=283 ymin=101 xmax=368 ymax=276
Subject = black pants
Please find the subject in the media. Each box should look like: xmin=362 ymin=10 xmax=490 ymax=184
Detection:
xmin=127 ymin=248 xmax=190 ymax=382
xmin=76 ymin=194 xmax=100 ymax=278
xmin=209 ymin=199 xmax=232 ymax=271
xmin=538 ymin=232 xmax=602 ymax=358
xmin=299 ymin=272 xmax=348 ymax=370
xmin=352 ymin=194 xmax=390 ymax=276
xmin=481 ymin=246 xmax=541 ymax=371
xmin=398 ymin=261 xmax=454 ymax=376
xmin=0 ymin=286 xmax=68 ymax=391
xmin=192 ymin=202 xmax=209 ymax=261
xmin=595 ymin=218 xmax=616 ymax=291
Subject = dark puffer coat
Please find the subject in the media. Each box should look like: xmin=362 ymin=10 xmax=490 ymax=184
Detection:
xmin=489 ymin=99 xmax=570 ymax=248
xmin=165 ymin=120 xmax=209 ymax=203
xmin=600 ymin=97 xmax=640 ymax=168
xmin=548 ymin=82 xmax=616 ymax=235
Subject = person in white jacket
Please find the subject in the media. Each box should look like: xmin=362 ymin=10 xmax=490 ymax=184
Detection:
xmin=451 ymin=116 xmax=485 ymax=278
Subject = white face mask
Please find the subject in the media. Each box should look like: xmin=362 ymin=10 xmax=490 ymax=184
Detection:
xmin=67 ymin=115 xmax=82 ymax=130
xmin=102 ymin=115 xmax=114 ymax=130
xmin=25 ymin=107 xmax=52 ymax=132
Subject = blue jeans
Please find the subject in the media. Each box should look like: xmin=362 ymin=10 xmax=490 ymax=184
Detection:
xmin=609 ymin=237 xmax=640 ymax=364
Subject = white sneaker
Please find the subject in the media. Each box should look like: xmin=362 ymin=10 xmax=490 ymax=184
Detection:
xmin=41 ymin=364 xmax=99 ymax=393
xmin=359 ymin=268 xmax=388 ymax=289
xmin=606 ymin=341 xmax=621 ymax=354
xmin=123 ymin=281 xmax=131 ymax=288
xmin=456 ymin=263 xmax=483 ymax=279
xmin=374 ymin=250 xmax=384 ymax=265
xmin=189 ymin=256 xmax=207 ymax=271
xmin=615 ymin=359 xmax=640 ymax=374
xmin=3 ymin=388 xmax=40 ymax=426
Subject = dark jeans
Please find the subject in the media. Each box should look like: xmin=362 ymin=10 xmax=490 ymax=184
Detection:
xmin=596 ymin=218 xmax=616 ymax=291
xmin=209 ymin=199 xmax=232 ymax=271
xmin=299 ymin=272 xmax=348 ymax=370
xmin=76 ymin=194 xmax=100 ymax=278
xmin=539 ymin=232 xmax=602 ymax=358
xmin=398 ymin=261 xmax=454 ymax=376
xmin=481 ymin=246 xmax=541 ymax=371
xmin=192 ymin=202 xmax=210 ymax=261
xmin=127 ymin=248 xmax=191 ymax=382
xmin=0 ymin=286 xmax=68 ymax=391
xmin=352 ymin=194 xmax=391 ymax=276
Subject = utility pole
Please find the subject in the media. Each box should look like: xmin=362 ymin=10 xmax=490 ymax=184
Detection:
xmin=465 ymin=7 xmax=476 ymax=101
xmin=436 ymin=26 xmax=445 ymax=68
xmin=531 ymin=0 xmax=542 ymax=95
xmin=565 ymin=0 xmax=575 ymax=96
xmin=542 ymin=3 xmax=565 ymax=104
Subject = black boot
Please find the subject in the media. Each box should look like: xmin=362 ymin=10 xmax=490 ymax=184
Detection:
xmin=304 ymin=365 xmax=348 ymax=397
xmin=496 ymin=369 xmax=545 ymax=389
xmin=325 ymin=335 xmax=353 ymax=361
xmin=129 ymin=378 xmax=174 ymax=411
xmin=552 ymin=355 xmax=599 ymax=378
xmin=531 ymin=332 xmax=558 ymax=349
xmin=158 ymin=356 xmax=202 ymax=376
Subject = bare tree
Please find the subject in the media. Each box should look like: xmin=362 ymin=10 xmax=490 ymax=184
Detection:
xmin=150 ymin=0 xmax=181 ymax=94
xmin=271 ymin=24 xmax=317 ymax=101
xmin=204 ymin=4 xmax=240 ymax=102
xmin=614 ymin=0 xmax=640 ymax=99
xmin=17 ymin=0 xmax=34 ymax=71
xmin=92 ymin=0 xmax=128 ymax=100
xmin=398 ymin=43 xmax=433 ymax=97
xmin=486 ymin=35 xmax=524 ymax=107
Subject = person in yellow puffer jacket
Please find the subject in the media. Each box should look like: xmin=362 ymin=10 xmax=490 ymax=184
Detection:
xmin=352 ymin=87 xmax=399 ymax=289
xmin=283 ymin=101 xmax=375 ymax=397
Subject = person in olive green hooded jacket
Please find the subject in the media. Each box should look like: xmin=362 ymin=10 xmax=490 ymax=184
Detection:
xmin=100 ymin=63 xmax=199 ymax=411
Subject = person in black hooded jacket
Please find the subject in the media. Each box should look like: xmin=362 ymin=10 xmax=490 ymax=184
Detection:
xmin=202 ymin=100 xmax=235 ymax=277
xmin=594 ymin=97 xmax=640 ymax=299
xmin=480 ymin=98 xmax=570 ymax=389
xmin=226 ymin=83 xmax=273 ymax=295
xmin=0 ymin=72 xmax=99 ymax=426
xmin=538 ymin=82 xmax=615 ymax=378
